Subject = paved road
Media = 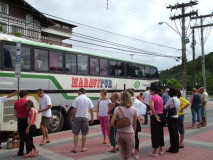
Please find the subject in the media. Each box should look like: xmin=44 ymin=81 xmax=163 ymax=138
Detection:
xmin=1 ymin=102 xmax=213 ymax=160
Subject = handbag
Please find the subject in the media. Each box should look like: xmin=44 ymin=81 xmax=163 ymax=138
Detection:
xmin=114 ymin=107 xmax=131 ymax=129
xmin=167 ymin=98 xmax=177 ymax=117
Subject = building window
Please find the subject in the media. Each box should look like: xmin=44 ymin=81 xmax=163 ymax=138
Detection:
xmin=28 ymin=29 xmax=39 ymax=39
xmin=62 ymin=25 xmax=69 ymax=29
xmin=66 ymin=54 xmax=77 ymax=73
xmin=0 ymin=3 xmax=8 ymax=15
xmin=0 ymin=23 xmax=7 ymax=32
xmin=54 ymin=23 xmax=60 ymax=27
xmin=11 ymin=26 xmax=24 ymax=36
xmin=41 ymin=35 xmax=48 ymax=40
xmin=34 ymin=49 xmax=48 ymax=71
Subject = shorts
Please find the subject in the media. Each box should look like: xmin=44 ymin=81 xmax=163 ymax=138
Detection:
xmin=72 ymin=117 xmax=89 ymax=136
xmin=41 ymin=116 xmax=50 ymax=126
xmin=201 ymin=106 xmax=207 ymax=118
xmin=178 ymin=115 xmax=185 ymax=134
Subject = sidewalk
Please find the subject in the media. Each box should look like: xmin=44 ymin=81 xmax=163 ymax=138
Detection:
xmin=1 ymin=102 xmax=213 ymax=160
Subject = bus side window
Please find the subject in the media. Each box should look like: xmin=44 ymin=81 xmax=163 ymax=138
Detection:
xmin=77 ymin=54 xmax=88 ymax=74
xmin=34 ymin=49 xmax=48 ymax=71
xmin=139 ymin=65 xmax=145 ymax=78
xmin=109 ymin=60 xmax=116 ymax=76
xmin=150 ymin=67 xmax=158 ymax=78
xmin=66 ymin=54 xmax=77 ymax=73
xmin=3 ymin=44 xmax=30 ymax=71
xmin=100 ymin=59 xmax=108 ymax=76
xmin=49 ymin=51 xmax=63 ymax=72
xmin=145 ymin=66 xmax=150 ymax=78
xmin=90 ymin=57 xmax=99 ymax=75
xmin=116 ymin=61 xmax=124 ymax=76
xmin=4 ymin=47 xmax=13 ymax=68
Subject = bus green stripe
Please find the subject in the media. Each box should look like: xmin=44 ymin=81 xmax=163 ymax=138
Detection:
xmin=0 ymin=72 xmax=99 ymax=100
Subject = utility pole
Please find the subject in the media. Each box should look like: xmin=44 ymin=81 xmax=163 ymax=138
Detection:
xmin=191 ymin=28 xmax=196 ymax=87
xmin=167 ymin=1 xmax=198 ymax=98
xmin=106 ymin=0 xmax=109 ymax=9
xmin=130 ymin=54 xmax=134 ymax=60
xmin=191 ymin=13 xmax=213 ymax=91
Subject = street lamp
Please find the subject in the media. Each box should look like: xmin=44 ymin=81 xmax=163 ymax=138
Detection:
xmin=158 ymin=21 xmax=187 ymax=98
xmin=158 ymin=22 xmax=181 ymax=36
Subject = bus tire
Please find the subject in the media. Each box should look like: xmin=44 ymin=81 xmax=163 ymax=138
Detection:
xmin=65 ymin=109 xmax=74 ymax=130
xmin=47 ymin=109 xmax=64 ymax=133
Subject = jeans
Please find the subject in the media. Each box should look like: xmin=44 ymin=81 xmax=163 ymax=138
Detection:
xmin=178 ymin=115 xmax=185 ymax=134
xmin=109 ymin=117 xmax=117 ymax=146
xmin=191 ymin=107 xmax=202 ymax=124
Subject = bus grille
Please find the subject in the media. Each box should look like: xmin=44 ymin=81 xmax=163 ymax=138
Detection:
xmin=3 ymin=100 xmax=17 ymax=123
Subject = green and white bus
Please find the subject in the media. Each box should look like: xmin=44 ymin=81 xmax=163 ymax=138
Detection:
xmin=0 ymin=33 xmax=159 ymax=133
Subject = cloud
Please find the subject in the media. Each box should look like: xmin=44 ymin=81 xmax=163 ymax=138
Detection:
xmin=26 ymin=0 xmax=213 ymax=71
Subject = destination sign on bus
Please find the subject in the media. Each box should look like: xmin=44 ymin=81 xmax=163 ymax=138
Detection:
xmin=71 ymin=77 xmax=112 ymax=88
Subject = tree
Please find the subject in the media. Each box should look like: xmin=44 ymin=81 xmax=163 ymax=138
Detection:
xmin=196 ymin=70 xmax=213 ymax=91
xmin=165 ymin=78 xmax=182 ymax=89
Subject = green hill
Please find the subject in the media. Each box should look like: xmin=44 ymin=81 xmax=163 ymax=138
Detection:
xmin=159 ymin=52 xmax=213 ymax=90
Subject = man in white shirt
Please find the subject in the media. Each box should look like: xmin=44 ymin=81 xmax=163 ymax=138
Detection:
xmin=143 ymin=86 xmax=150 ymax=125
xmin=199 ymin=87 xmax=209 ymax=127
xmin=37 ymin=89 xmax=52 ymax=146
xmin=0 ymin=90 xmax=19 ymax=149
xmin=71 ymin=88 xmax=94 ymax=153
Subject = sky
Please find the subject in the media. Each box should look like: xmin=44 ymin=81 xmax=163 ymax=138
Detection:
xmin=26 ymin=0 xmax=213 ymax=71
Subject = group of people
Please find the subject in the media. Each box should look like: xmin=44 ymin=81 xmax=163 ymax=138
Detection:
xmin=0 ymin=89 xmax=52 ymax=158
xmin=0 ymin=85 xmax=209 ymax=160
xmin=71 ymin=88 xmax=146 ymax=159
xmin=71 ymin=86 xmax=209 ymax=160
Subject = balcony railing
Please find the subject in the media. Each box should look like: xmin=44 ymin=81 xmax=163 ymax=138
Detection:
xmin=0 ymin=12 xmax=72 ymax=48
xmin=0 ymin=24 xmax=72 ymax=48
xmin=41 ymin=39 xmax=72 ymax=48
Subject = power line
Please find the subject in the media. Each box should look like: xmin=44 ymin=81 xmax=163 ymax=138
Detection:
xmin=68 ymin=38 xmax=178 ymax=58
xmin=73 ymin=44 xmax=170 ymax=59
xmin=72 ymin=32 xmax=180 ymax=57
xmin=43 ymin=12 xmax=180 ymax=51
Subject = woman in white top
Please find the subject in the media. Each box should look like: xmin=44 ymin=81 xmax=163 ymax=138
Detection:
xmin=97 ymin=89 xmax=111 ymax=144
xmin=164 ymin=88 xmax=180 ymax=153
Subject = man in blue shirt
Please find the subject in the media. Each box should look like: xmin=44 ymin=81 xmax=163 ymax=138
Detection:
xmin=162 ymin=88 xmax=169 ymax=105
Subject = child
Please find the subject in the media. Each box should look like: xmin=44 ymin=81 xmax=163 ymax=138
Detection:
xmin=24 ymin=100 xmax=39 ymax=158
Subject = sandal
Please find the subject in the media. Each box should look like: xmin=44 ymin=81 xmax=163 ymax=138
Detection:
xmin=71 ymin=150 xmax=77 ymax=153
xmin=46 ymin=140 xmax=51 ymax=143
xmin=81 ymin=148 xmax=88 ymax=152
xmin=158 ymin=151 xmax=163 ymax=155
xmin=23 ymin=153 xmax=33 ymax=158
xmin=109 ymin=149 xmax=117 ymax=153
xmin=33 ymin=149 xmax=39 ymax=156
xmin=149 ymin=153 xmax=158 ymax=157
xmin=40 ymin=141 xmax=46 ymax=146
xmin=179 ymin=144 xmax=184 ymax=148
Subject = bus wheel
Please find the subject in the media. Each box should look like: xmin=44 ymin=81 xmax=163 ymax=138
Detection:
xmin=65 ymin=109 xmax=74 ymax=130
xmin=48 ymin=110 xmax=64 ymax=133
